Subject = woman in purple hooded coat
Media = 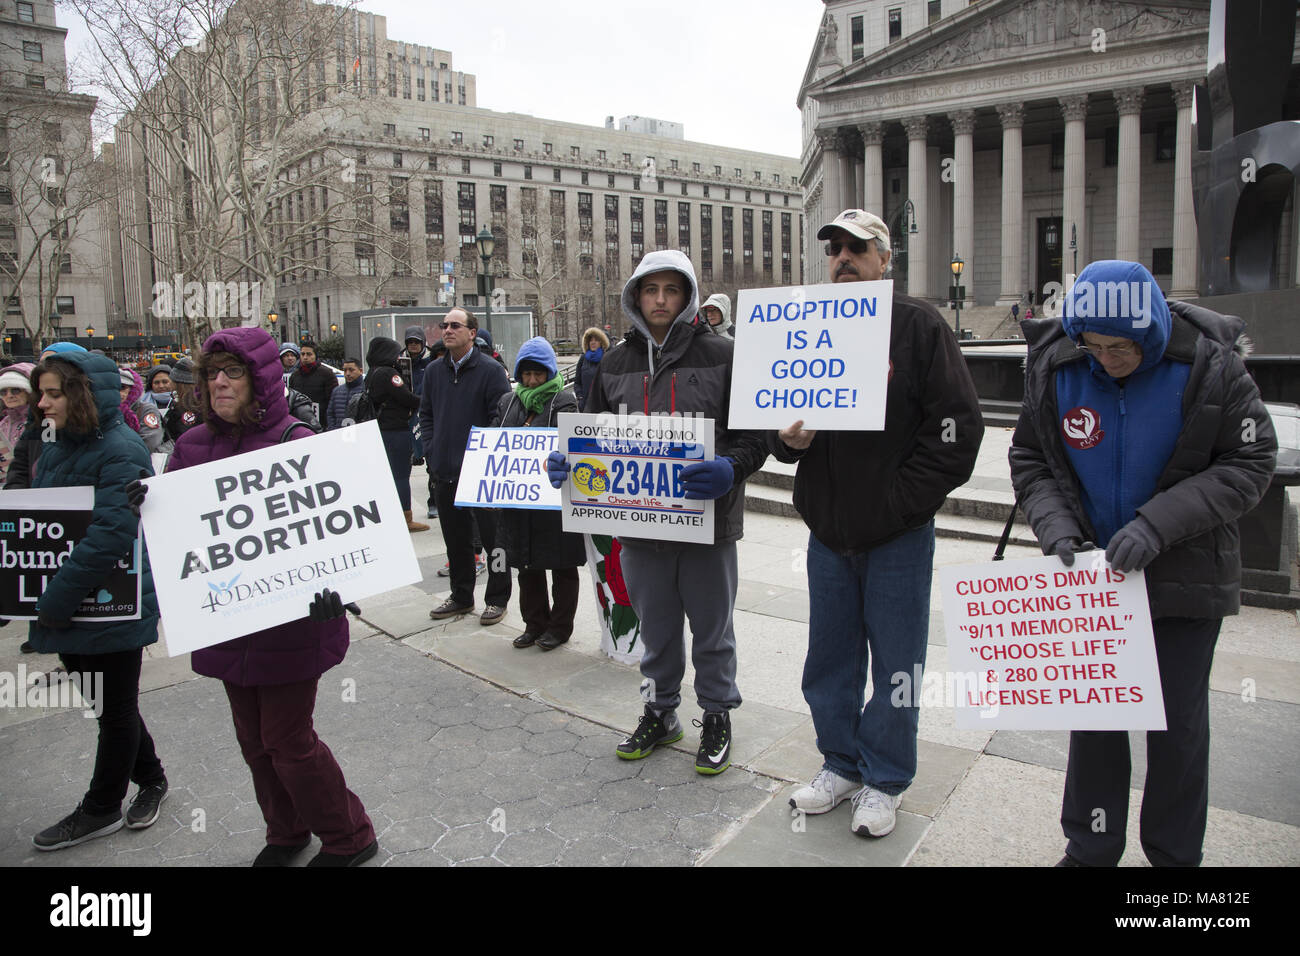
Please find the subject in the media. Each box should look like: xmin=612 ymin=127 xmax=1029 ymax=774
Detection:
xmin=166 ymin=327 xmax=378 ymax=867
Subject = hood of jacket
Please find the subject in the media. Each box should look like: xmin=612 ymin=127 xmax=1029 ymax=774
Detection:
xmin=619 ymin=249 xmax=701 ymax=345
xmin=1062 ymin=260 xmax=1171 ymax=375
xmin=582 ymin=326 xmax=610 ymax=351
xmin=46 ymin=350 xmax=124 ymax=436
xmin=367 ymin=335 xmax=403 ymax=369
xmin=514 ymin=336 xmax=558 ymax=380
xmin=201 ymin=327 xmax=289 ymax=429
xmin=701 ymin=293 xmax=733 ymax=333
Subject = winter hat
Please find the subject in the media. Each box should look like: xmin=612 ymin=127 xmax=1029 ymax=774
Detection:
xmin=279 ymin=342 xmax=301 ymax=359
xmin=0 ymin=363 xmax=34 ymax=392
xmin=170 ymin=356 xmax=196 ymax=384
xmin=119 ymin=367 xmax=136 ymax=388
xmin=145 ymin=364 xmax=173 ymax=388
xmin=41 ymin=342 xmax=88 ymax=357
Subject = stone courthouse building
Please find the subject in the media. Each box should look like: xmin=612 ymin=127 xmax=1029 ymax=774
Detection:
xmin=796 ymin=0 xmax=1271 ymax=311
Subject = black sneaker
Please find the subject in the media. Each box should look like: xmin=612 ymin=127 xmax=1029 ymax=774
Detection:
xmin=615 ymin=704 xmax=683 ymax=760
xmin=125 ymin=780 xmax=168 ymax=829
xmin=252 ymin=840 xmax=312 ymax=867
xmin=307 ymin=839 xmax=379 ymax=867
xmin=693 ymin=711 xmax=732 ymax=775
xmin=33 ymin=804 xmax=123 ymax=851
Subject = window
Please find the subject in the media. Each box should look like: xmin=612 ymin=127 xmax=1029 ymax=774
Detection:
xmin=851 ymin=15 xmax=864 ymax=60
xmin=417 ymin=77 xmax=425 ymax=101
xmin=0 ymin=223 xmax=15 ymax=240
xmin=571 ymin=146 xmax=580 ymax=158
xmin=543 ymin=143 xmax=552 ymax=154
xmin=427 ymin=153 xmax=438 ymax=170
xmin=633 ymin=176 xmax=640 ymax=191
xmin=389 ymin=176 xmax=409 ymax=232
xmin=714 ymin=165 xmax=722 ymax=176
xmin=493 ymin=162 xmax=502 ymax=177
xmin=605 ymin=195 xmax=620 ymax=270
xmin=424 ymin=182 xmax=443 ymax=239
xmin=888 ymin=7 xmax=902 ymax=42
xmin=17 ymin=2 xmax=35 ymax=22
xmin=657 ymin=178 xmax=665 ymax=193
xmin=762 ymin=210 xmax=773 ymax=283
xmin=681 ymin=183 xmax=688 ymax=196
xmin=654 ymin=199 xmax=668 ymax=248
xmin=23 ymin=41 xmax=42 ymax=63
xmin=514 ymin=139 xmax=524 ymax=151
xmin=772 ymin=173 xmax=780 ymax=184
xmin=524 ymin=165 xmax=533 ymax=180
xmin=754 ymin=170 xmax=762 ymax=181
xmin=669 ymin=159 xmax=678 ymax=170
xmin=419 ymin=127 xmax=430 ymax=141
xmin=692 ymin=162 xmax=700 ymax=174
xmin=607 ymin=174 xmax=615 ymax=188
xmin=622 ymin=153 xmax=632 ymax=164
xmin=781 ymin=212 xmax=792 ymax=285
xmin=355 ymin=241 xmax=376 ymax=276
xmin=581 ymin=171 xmax=589 ymax=185
xmin=553 ymin=168 xmax=562 ymax=182
xmin=25 ymin=73 xmax=45 ymax=89
xmin=721 ymin=207 xmax=734 ymax=283
xmin=461 ymin=158 xmax=470 ymax=174
xmin=678 ymin=201 xmax=691 ymax=258
xmin=451 ymin=131 xmax=463 ymax=145
xmin=392 ymin=152 xmax=403 ymax=167
xmin=597 ymin=149 xmax=606 ymax=162
xmin=482 ymin=134 xmax=494 ymax=148
xmin=56 ymin=296 xmax=76 ymax=315
xmin=928 ymin=0 xmax=941 ymax=26
xmin=630 ymin=197 xmax=644 ymax=264
xmin=703 ymin=184 xmax=710 ymax=198
xmin=4 ymin=296 xmax=20 ymax=315
xmin=700 ymin=204 xmax=713 ymax=282
xmin=742 ymin=208 xmax=754 ymax=284
xmin=724 ymin=187 xmax=730 ymax=200
xmin=765 ymin=192 xmax=771 ymax=204
xmin=383 ymin=123 xmax=396 ymax=137
xmin=745 ymin=190 xmax=751 ymax=203
xmin=734 ymin=167 xmax=742 ymax=178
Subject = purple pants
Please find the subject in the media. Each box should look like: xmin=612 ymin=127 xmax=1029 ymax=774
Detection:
xmin=224 ymin=678 xmax=375 ymax=854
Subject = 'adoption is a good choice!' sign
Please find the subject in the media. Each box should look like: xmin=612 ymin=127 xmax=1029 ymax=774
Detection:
xmin=556 ymin=412 xmax=714 ymax=545
xmin=938 ymin=552 xmax=1165 ymax=730
xmin=140 ymin=421 xmax=421 ymax=654
xmin=455 ymin=427 xmax=561 ymax=510
xmin=729 ymin=280 xmax=893 ymax=431
xmin=0 ymin=487 xmax=142 ymax=622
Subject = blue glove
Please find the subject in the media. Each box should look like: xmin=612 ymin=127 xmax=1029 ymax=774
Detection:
xmin=680 ymin=457 xmax=734 ymax=500
xmin=1105 ymin=516 xmax=1161 ymax=572
xmin=546 ymin=451 xmax=570 ymax=489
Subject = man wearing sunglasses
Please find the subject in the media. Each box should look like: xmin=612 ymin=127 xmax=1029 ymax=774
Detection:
xmin=418 ymin=307 xmax=512 ymax=626
xmin=1011 ymin=259 xmax=1276 ymax=867
xmin=772 ymin=209 xmax=983 ymax=839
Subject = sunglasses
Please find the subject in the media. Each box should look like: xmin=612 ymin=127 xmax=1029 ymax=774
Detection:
xmin=203 ymin=364 xmax=249 ymax=380
xmin=440 ymin=321 xmax=467 ymax=331
xmin=825 ymin=238 xmax=871 ymax=257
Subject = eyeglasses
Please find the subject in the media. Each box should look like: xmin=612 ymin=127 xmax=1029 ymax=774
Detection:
xmin=203 ymin=364 xmax=248 ymax=381
xmin=1076 ymin=340 xmax=1139 ymax=357
xmin=440 ymin=321 xmax=467 ymax=331
xmin=0 ymin=387 xmax=26 ymax=398
xmin=825 ymin=238 xmax=870 ymax=257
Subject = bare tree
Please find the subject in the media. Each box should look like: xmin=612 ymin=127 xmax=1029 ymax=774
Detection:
xmin=68 ymin=0 xmax=367 ymax=349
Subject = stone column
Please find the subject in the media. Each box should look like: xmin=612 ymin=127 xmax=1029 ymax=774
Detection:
xmin=950 ymin=110 xmax=975 ymax=292
xmin=1170 ymin=81 xmax=1198 ymax=298
xmin=904 ymin=114 xmax=929 ymax=298
xmin=1060 ymin=94 xmax=1088 ymax=284
xmin=816 ymin=130 xmax=844 ymax=224
xmin=1115 ymin=86 xmax=1145 ymax=263
xmin=996 ymin=102 xmax=1024 ymax=306
xmin=859 ymin=121 xmax=884 ymax=215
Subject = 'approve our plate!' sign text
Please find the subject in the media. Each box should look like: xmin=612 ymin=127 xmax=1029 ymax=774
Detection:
xmin=557 ymin=412 xmax=714 ymax=544
xmin=140 ymin=422 xmax=421 ymax=654
xmin=729 ymin=280 xmax=892 ymax=430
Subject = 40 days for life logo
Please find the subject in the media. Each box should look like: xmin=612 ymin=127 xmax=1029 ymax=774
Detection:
xmin=1062 ymin=406 xmax=1104 ymax=450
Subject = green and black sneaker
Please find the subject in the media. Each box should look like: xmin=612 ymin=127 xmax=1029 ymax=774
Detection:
xmin=616 ymin=704 xmax=683 ymax=760
xmin=694 ymin=711 xmax=732 ymax=775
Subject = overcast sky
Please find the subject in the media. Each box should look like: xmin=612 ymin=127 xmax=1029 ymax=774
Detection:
xmin=60 ymin=0 xmax=827 ymax=158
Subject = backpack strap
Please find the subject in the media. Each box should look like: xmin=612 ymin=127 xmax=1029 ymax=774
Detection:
xmin=992 ymin=501 xmax=1017 ymax=561
xmin=280 ymin=420 xmax=316 ymax=443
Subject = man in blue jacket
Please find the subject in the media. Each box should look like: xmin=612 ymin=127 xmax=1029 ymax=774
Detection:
xmin=419 ymin=307 xmax=511 ymax=625
xmin=1011 ymin=260 xmax=1276 ymax=867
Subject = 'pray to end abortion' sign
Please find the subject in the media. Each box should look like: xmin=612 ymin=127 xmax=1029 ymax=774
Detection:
xmin=140 ymin=422 xmax=421 ymax=654
xmin=729 ymin=280 xmax=893 ymax=431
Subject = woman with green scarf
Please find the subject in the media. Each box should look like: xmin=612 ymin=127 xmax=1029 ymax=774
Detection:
xmin=489 ymin=337 xmax=586 ymax=650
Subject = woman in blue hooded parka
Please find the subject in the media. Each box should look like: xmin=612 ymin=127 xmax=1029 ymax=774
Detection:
xmin=489 ymin=337 xmax=586 ymax=650
xmin=20 ymin=351 xmax=169 ymax=851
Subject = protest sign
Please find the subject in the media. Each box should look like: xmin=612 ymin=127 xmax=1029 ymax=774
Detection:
xmin=557 ymin=412 xmax=714 ymax=545
xmin=140 ymin=421 xmax=420 ymax=655
xmin=938 ymin=552 xmax=1164 ymax=730
xmin=454 ymin=427 xmax=561 ymax=510
xmin=0 ymin=487 xmax=142 ymax=621
xmin=729 ymin=280 xmax=893 ymax=430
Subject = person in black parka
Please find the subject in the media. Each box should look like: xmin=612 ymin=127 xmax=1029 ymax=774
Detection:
xmin=365 ymin=336 xmax=427 ymax=532
xmin=490 ymin=337 xmax=586 ymax=650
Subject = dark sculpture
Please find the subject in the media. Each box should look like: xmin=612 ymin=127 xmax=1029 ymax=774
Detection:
xmin=1191 ymin=0 xmax=1300 ymax=295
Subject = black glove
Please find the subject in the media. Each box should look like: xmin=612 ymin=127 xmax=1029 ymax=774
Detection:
xmin=1106 ymin=517 xmax=1161 ymax=572
xmin=345 ymin=602 xmax=362 ymax=617
xmin=1047 ymin=537 xmax=1096 ymax=567
xmin=125 ymin=469 xmax=149 ymax=517
xmin=308 ymin=589 xmax=345 ymax=621
xmin=37 ymin=613 xmax=71 ymax=630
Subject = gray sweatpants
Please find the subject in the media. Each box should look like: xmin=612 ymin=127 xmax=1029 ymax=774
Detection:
xmin=617 ymin=539 xmax=742 ymax=714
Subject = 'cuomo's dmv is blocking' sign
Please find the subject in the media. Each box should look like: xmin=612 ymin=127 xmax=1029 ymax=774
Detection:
xmin=938 ymin=552 xmax=1164 ymax=731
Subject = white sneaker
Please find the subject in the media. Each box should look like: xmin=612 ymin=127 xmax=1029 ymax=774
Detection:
xmin=850 ymin=786 xmax=902 ymax=837
xmin=789 ymin=768 xmax=860 ymax=815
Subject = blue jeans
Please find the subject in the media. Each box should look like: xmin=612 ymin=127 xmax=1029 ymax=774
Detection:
xmin=803 ymin=523 xmax=935 ymax=795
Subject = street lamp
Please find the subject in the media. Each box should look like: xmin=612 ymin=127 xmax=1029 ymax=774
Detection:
xmin=949 ymin=253 xmax=966 ymax=339
xmin=330 ymin=323 xmax=338 ymax=335
xmin=267 ymin=311 xmax=279 ymax=341
xmin=476 ymin=225 xmax=496 ymax=339
xmin=85 ymin=325 xmax=95 ymax=339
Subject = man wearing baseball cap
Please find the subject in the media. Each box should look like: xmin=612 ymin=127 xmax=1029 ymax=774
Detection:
xmin=771 ymin=209 xmax=983 ymax=839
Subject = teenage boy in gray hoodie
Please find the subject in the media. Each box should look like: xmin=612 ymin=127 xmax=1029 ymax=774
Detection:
xmin=546 ymin=250 xmax=768 ymax=774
